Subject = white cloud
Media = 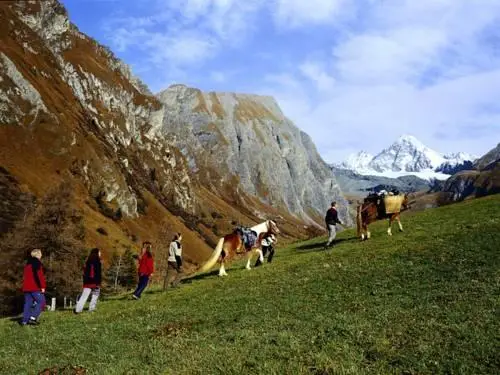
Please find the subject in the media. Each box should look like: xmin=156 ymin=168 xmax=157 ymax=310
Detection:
xmin=272 ymin=0 xmax=350 ymax=28
xmin=299 ymin=61 xmax=335 ymax=91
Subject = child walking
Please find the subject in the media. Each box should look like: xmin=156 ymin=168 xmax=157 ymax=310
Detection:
xmin=75 ymin=248 xmax=102 ymax=314
xmin=21 ymin=249 xmax=46 ymax=326
xmin=132 ymin=242 xmax=154 ymax=299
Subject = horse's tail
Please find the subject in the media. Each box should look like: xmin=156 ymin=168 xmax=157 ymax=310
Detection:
xmin=356 ymin=204 xmax=362 ymax=238
xmin=199 ymin=237 xmax=224 ymax=273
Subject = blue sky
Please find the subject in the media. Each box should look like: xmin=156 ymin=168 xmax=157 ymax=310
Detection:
xmin=61 ymin=0 xmax=500 ymax=162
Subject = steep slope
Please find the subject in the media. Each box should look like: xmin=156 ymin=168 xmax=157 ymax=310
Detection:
xmin=441 ymin=143 xmax=500 ymax=202
xmin=157 ymin=85 xmax=351 ymax=225
xmin=0 ymin=0 xmax=339 ymax=271
xmin=1 ymin=195 xmax=499 ymax=374
xmin=474 ymin=143 xmax=500 ymax=170
xmin=0 ymin=0 xmax=218 ymax=265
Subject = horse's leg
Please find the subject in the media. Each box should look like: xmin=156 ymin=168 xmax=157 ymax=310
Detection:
xmin=367 ymin=226 xmax=371 ymax=239
xmin=397 ymin=214 xmax=404 ymax=232
xmin=245 ymin=251 xmax=253 ymax=270
xmin=361 ymin=223 xmax=367 ymax=240
xmin=387 ymin=217 xmax=393 ymax=236
xmin=219 ymin=250 xmax=228 ymax=276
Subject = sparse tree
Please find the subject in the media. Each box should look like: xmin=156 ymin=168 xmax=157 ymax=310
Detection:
xmin=0 ymin=181 xmax=85 ymax=315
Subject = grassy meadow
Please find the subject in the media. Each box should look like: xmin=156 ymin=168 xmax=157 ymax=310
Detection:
xmin=0 ymin=195 xmax=499 ymax=375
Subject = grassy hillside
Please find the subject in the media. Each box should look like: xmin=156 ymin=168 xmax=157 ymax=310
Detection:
xmin=1 ymin=195 xmax=499 ymax=375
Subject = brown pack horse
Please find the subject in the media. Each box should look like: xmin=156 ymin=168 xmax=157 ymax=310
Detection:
xmin=356 ymin=194 xmax=411 ymax=240
xmin=199 ymin=220 xmax=280 ymax=276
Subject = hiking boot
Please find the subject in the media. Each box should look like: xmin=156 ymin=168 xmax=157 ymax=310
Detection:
xmin=28 ymin=319 xmax=40 ymax=326
xmin=132 ymin=294 xmax=139 ymax=300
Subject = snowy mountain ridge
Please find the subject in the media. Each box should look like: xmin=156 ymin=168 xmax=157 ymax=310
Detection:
xmin=337 ymin=135 xmax=477 ymax=180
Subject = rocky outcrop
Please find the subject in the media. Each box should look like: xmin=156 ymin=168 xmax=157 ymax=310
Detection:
xmin=440 ymin=143 xmax=500 ymax=202
xmin=158 ymin=85 xmax=351 ymax=225
xmin=474 ymin=143 xmax=500 ymax=170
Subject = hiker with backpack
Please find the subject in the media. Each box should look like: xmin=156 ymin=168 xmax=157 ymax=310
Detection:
xmin=20 ymin=249 xmax=46 ymax=326
xmin=75 ymin=248 xmax=102 ymax=314
xmin=132 ymin=242 xmax=154 ymax=299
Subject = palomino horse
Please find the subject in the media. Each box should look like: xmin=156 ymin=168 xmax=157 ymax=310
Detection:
xmin=356 ymin=194 xmax=411 ymax=240
xmin=199 ymin=220 xmax=280 ymax=276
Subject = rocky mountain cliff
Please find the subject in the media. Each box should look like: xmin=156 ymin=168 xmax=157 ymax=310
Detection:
xmin=0 ymin=0 xmax=345 ymax=267
xmin=474 ymin=143 xmax=500 ymax=170
xmin=158 ymin=85 xmax=350 ymax=225
xmin=441 ymin=143 xmax=500 ymax=202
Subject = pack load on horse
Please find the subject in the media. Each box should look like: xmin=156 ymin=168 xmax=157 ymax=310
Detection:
xmin=199 ymin=220 xmax=280 ymax=276
xmin=356 ymin=189 xmax=412 ymax=240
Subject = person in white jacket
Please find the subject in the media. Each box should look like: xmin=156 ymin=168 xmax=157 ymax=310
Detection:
xmin=164 ymin=233 xmax=183 ymax=289
xmin=255 ymin=233 xmax=276 ymax=267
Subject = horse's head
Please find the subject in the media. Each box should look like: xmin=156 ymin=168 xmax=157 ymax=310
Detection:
xmin=402 ymin=194 xmax=412 ymax=211
xmin=267 ymin=220 xmax=280 ymax=235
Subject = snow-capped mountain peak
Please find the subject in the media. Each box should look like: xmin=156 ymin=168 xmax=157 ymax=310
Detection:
xmin=369 ymin=134 xmax=445 ymax=173
xmin=335 ymin=134 xmax=477 ymax=181
xmin=338 ymin=151 xmax=373 ymax=170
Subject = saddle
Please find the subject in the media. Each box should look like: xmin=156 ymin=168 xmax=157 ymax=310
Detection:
xmin=234 ymin=227 xmax=258 ymax=252
xmin=364 ymin=190 xmax=403 ymax=216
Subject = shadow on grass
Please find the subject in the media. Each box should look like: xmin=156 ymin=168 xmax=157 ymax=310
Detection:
xmin=179 ymin=269 xmax=220 ymax=283
xmin=295 ymin=237 xmax=359 ymax=252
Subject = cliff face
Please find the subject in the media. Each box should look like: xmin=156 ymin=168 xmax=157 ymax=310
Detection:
xmin=0 ymin=0 xmax=210 ymax=263
xmin=0 ymin=1 xmax=345 ymax=266
xmin=158 ymin=85 xmax=351 ymax=225
xmin=440 ymin=143 xmax=500 ymax=202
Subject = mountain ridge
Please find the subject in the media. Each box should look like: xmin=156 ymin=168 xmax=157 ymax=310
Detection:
xmin=0 ymin=0 xmax=347 ymax=270
xmin=337 ymin=134 xmax=477 ymax=180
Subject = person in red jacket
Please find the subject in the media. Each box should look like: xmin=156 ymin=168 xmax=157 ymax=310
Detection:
xmin=21 ymin=249 xmax=46 ymax=326
xmin=132 ymin=242 xmax=154 ymax=299
xmin=75 ymin=248 xmax=102 ymax=314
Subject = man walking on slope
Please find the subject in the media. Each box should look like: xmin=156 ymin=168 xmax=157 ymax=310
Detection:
xmin=324 ymin=202 xmax=343 ymax=249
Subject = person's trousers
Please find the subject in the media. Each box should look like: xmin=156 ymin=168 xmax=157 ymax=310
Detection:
xmin=326 ymin=224 xmax=337 ymax=247
xmin=255 ymin=246 xmax=274 ymax=266
xmin=75 ymin=287 xmax=100 ymax=313
xmin=22 ymin=292 xmax=45 ymax=323
xmin=164 ymin=262 xmax=182 ymax=289
xmin=133 ymin=275 xmax=150 ymax=298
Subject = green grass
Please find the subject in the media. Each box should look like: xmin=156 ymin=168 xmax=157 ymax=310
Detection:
xmin=1 ymin=196 xmax=499 ymax=375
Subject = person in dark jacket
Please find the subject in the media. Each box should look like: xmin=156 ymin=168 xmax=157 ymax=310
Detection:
xmin=75 ymin=248 xmax=102 ymax=314
xmin=324 ymin=202 xmax=343 ymax=249
xmin=132 ymin=242 xmax=154 ymax=299
xmin=21 ymin=249 xmax=46 ymax=326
